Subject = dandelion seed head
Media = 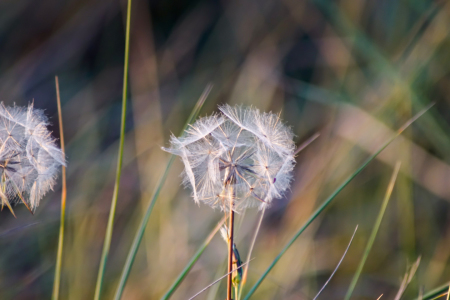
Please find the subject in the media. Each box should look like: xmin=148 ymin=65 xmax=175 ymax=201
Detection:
xmin=163 ymin=105 xmax=295 ymax=212
xmin=0 ymin=102 xmax=65 ymax=211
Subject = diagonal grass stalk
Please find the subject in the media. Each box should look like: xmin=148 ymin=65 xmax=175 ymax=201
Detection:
xmin=113 ymin=85 xmax=211 ymax=300
xmin=313 ymin=225 xmax=358 ymax=300
xmin=238 ymin=133 xmax=320 ymax=300
xmin=344 ymin=161 xmax=401 ymax=300
xmin=161 ymin=216 xmax=225 ymax=300
xmin=243 ymin=104 xmax=433 ymax=299
xmin=189 ymin=259 xmax=254 ymax=300
xmin=52 ymin=76 xmax=67 ymax=300
xmin=93 ymin=0 xmax=132 ymax=298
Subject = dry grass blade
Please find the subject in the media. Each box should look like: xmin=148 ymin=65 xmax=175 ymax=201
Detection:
xmin=189 ymin=259 xmax=254 ymax=300
xmin=52 ymin=76 xmax=67 ymax=300
xmin=294 ymin=132 xmax=320 ymax=155
xmin=393 ymin=256 xmax=421 ymax=300
xmin=241 ymin=207 xmax=265 ymax=288
xmin=313 ymin=225 xmax=358 ymax=300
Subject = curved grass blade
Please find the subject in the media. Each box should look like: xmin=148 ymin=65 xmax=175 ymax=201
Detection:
xmin=52 ymin=76 xmax=67 ymax=300
xmin=314 ymin=225 xmax=358 ymax=300
xmin=161 ymin=216 xmax=225 ymax=300
xmin=113 ymin=85 xmax=212 ymax=300
xmin=344 ymin=162 xmax=401 ymax=300
xmin=93 ymin=0 xmax=132 ymax=298
xmin=243 ymin=104 xmax=433 ymax=299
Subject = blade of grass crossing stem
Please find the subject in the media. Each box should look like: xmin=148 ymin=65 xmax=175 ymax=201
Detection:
xmin=344 ymin=162 xmax=401 ymax=300
xmin=189 ymin=259 xmax=254 ymax=300
xmin=93 ymin=0 xmax=132 ymax=299
xmin=113 ymin=85 xmax=212 ymax=300
xmin=161 ymin=216 xmax=225 ymax=300
xmin=243 ymin=103 xmax=433 ymax=300
xmin=52 ymin=76 xmax=67 ymax=300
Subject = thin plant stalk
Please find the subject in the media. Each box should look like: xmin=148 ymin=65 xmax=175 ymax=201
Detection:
xmin=189 ymin=259 xmax=253 ymax=300
xmin=206 ymin=262 xmax=227 ymax=300
xmin=313 ymin=225 xmax=358 ymax=300
xmin=94 ymin=0 xmax=132 ymax=298
xmin=243 ymin=104 xmax=433 ymax=299
xmin=52 ymin=76 xmax=67 ymax=300
xmin=241 ymin=207 xmax=265 ymax=286
xmin=113 ymin=85 xmax=211 ymax=300
xmin=344 ymin=161 xmax=401 ymax=300
xmin=238 ymin=132 xmax=320 ymax=299
xmin=227 ymin=187 xmax=235 ymax=300
xmin=161 ymin=216 xmax=225 ymax=300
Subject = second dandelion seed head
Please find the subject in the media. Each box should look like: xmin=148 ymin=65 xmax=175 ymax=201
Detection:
xmin=163 ymin=104 xmax=295 ymax=212
xmin=0 ymin=102 xmax=65 ymax=212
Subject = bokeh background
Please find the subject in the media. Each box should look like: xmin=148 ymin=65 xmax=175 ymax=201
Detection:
xmin=0 ymin=0 xmax=449 ymax=299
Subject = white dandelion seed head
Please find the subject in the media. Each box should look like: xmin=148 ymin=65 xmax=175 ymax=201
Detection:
xmin=162 ymin=104 xmax=295 ymax=212
xmin=0 ymin=102 xmax=65 ymax=211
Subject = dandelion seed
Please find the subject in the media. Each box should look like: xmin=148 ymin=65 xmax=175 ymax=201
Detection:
xmin=162 ymin=104 xmax=295 ymax=212
xmin=0 ymin=102 xmax=65 ymax=212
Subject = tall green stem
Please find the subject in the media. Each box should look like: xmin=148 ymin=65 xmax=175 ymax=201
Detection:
xmin=52 ymin=76 xmax=67 ymax=300
xmin=113 ymin=86 xmax=211 ymax=300
xmin=94 ymin=0 xmax=132 ymax=299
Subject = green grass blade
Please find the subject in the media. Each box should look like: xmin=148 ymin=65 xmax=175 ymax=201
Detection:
xmin=93 ymin=0 xmax=132 ymax=298
xmin=344 ymin=161 xmax=401 ymax=300
xmin=243 ymin=104 xmax=433 ymax=300
xmin=418 ymin=283 xmax=450 ymax=300
xmin=113 ymin=85 xmax=211 ymax=300
xmin=52 ymin=76 xmax=67 ymax=300
xmin=161 ymin=216 xmax=225 ymax=300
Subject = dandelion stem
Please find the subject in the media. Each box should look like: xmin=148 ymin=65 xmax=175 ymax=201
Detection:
xmin=52 ymin=76 xmax=66 ymax=300
xmin=227 ymin=187 xmax=235 ymax=300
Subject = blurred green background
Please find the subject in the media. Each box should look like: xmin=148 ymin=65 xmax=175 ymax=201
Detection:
xmin=0 ymin=0 xmax=449 ymax=299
